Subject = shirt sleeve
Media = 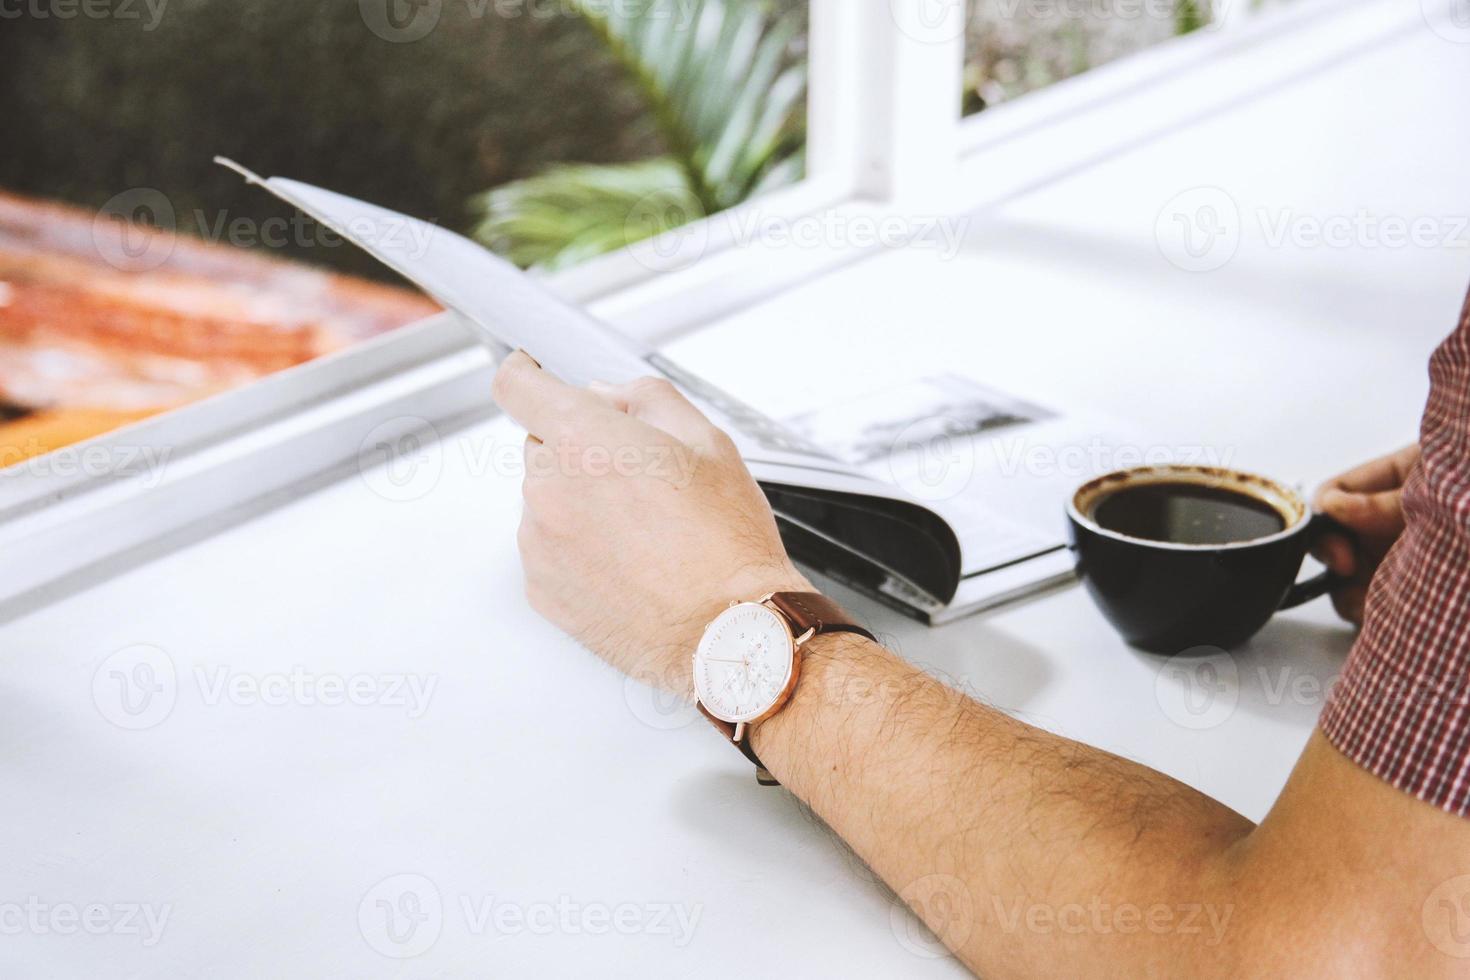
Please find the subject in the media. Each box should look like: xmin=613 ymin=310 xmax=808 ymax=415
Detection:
xmin=1319 ymin=285 xmax=1470 ymax=815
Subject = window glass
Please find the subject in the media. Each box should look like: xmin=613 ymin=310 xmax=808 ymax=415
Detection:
xmin=0 ymin=0 xmax=808 ymax=463
xmin=961 ymin=0 xmax=1284 ymax=115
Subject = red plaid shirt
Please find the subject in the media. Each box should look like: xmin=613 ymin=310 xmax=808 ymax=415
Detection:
xmin=1320 ymin=285 xmax=1470 ymax=815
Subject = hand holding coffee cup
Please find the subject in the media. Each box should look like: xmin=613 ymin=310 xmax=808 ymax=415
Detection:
xmin=1066 ymin=465 xmax=1349 ymax=652
xmin=1310 ymin=443 xmax=1419 ymax=625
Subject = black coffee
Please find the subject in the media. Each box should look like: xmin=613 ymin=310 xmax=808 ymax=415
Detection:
xmin=1091 ymin=481 xmax=1287 ymax=545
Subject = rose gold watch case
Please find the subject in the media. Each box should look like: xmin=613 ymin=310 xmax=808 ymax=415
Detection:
xmin=693 ymin=598 xmax=804 ymax=727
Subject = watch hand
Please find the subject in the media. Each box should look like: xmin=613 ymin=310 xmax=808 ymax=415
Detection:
xmin=706 ymin=657 xmax=748 ymax=664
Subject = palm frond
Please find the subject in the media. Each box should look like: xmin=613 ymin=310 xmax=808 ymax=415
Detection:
xmin=470 ymin=0 xmax=806 ymax=270
xmin=468 ymin=158 xmax=702 ymax=272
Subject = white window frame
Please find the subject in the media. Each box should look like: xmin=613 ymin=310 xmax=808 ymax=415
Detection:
xmin=0 ymin=0 xmax=1421 ymax=610
xmin=559 ymin=0 xmax=1393 ymax=340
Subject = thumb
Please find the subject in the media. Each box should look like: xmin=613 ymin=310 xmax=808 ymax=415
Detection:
xmin=1318 ymin=486 xmax=1405 ymax=539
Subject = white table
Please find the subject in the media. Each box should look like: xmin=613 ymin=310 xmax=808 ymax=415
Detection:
xmin=4 ymin=13 xmax=1468 ymax=977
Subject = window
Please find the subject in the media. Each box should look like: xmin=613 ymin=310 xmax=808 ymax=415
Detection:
xmin=963 ymin=0 xmax=1193 ymax=114
xmin=0 ymin=0 xmax=1351 ymax=472
xmin=961 ymin=0 xmax=1306 ymax=115
xmin=0 ymin=0 xmax=811 ymax=463
xmin=0 ymin=0 xmax=1391 ymax=604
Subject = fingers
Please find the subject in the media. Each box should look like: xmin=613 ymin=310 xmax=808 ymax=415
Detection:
xmin=1317 ymin=456 xmax=1400 ymax=497
xmin=492 ymin=350 xmax=615 ymax=442
xmin=588 ymin=376 xmax=723 ymax=450
xmin=1318 ymin=486 xmax=1407 ymax=540
xmin=1311 ymin=532 xmax=1359 ymax=577
xmin=1330 ymin=583 xmax=1368 ymax=626
xmin=1314 ymin=443 xmax=1421 ymax=501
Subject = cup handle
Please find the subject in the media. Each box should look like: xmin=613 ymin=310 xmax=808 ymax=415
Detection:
xmin=1278 ymin=512 xmax=1356 ymax=610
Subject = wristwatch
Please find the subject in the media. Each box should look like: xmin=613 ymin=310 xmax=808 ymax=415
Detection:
xmin=693 ymin=591 xmax=875 ymax=786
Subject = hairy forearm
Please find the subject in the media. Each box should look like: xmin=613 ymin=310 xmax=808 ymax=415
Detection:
xmin=750 ymin=634 xmax=1257 ymax=978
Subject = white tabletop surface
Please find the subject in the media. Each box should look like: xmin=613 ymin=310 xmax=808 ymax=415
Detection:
xmin=4 ymin=15 xmax=1469 ymax=978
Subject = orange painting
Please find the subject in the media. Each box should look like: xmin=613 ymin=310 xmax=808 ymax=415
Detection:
xmin=0 ymin=193 xmax=438 ymax=466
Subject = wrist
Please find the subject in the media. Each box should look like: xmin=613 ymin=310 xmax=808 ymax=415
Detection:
xmin=719 ymin=562 xmax=813 ymax=605
xmin=748 ymin=630 xmax=891 ymax=784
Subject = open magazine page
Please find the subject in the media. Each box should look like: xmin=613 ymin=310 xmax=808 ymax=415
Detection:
xmin=786 ymin=375 xmax=1137 ymax=619
xmin=787 ymin=375 xmax=1066 ymax=572
xmin=220 ymin=161 xmax=963 ymax=608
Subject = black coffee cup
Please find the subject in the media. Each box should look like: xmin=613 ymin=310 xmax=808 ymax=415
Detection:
xmin=1066 ymin=465 xmax=1347 ymax=652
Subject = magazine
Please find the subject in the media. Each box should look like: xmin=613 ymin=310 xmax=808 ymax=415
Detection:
xmin=219 ymin=158 xmax=1104 ymax=624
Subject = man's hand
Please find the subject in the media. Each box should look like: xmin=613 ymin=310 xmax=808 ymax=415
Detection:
xmin=1311 ymin=443 xmax=1420 ymax=624
xmin=492 ymin=351 xmax=809 ymax=692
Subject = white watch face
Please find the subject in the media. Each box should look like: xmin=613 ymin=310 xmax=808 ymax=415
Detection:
xmin=693 ymin=602 xmax=796 ymax=724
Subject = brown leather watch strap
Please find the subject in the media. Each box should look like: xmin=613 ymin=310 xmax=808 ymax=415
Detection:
xmin=697 ymin=703 xmax=779 ymax=786
xmin=766 ymin=591 xmax=876 ymax=643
